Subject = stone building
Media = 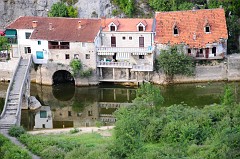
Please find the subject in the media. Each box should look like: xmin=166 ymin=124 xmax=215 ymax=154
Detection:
xmin=155 ymin=8 xmax=228 ymax=59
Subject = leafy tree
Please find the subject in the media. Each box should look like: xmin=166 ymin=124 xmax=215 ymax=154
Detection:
xmin=178 ymin=2 xmax=194 ymax=11
xmin=112 ymin=0 xmax=135 ymax=17
xmin=0 ymin=36 xmax=9 ymax=51
xmin=155 ymin=45 xmax=195 ymax=82
xmin=70 ymin=59 xmax=82 ymax=76
xmin=48 ymin=2 xmax=78 ymax=18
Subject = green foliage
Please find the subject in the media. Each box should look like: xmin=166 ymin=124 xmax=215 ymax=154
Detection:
xmin=48 ymin=2 xmax=78 ymax=18
xmin=40 ymin=146 xmax=65 ymax=159
xmin=221 ymin=85 xmax=235 ymax=106
xmin=80 ymin=68 xmax=93 ymax=78
xmin=0 ymin=36 xmax=9 ymax=51
xmin=8 ymin=126 xmax=26 ymax=137
xmin=156 ymin=45 xmax=195 ymax=81
xmin=178 ymin=2 xmax=194 ymax=11
xmin=62 ymin=0 xmax=78 ymax=5
xmin=112 ymin=0 xmax=135 ymax=17
xmin=69 ymin=128 xmax=80 ymax=134
xmin=0 ymin=134 xmax=31 ymax=159
xmin=133 ymin=83 xmax=164 ymax=107
xmin=70 ymin=59 xmax=82 ymax=76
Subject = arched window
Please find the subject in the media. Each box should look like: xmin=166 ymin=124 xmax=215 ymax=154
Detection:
xmin=173 ymin=26 xmax=178 ymax=35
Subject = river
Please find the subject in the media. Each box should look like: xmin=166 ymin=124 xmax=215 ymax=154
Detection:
xmin=0 ymin=82 xmax=240 ymax=130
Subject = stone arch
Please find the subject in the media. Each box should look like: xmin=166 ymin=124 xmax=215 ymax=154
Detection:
xmin=52 ymin=70 xmax=75 ymax=85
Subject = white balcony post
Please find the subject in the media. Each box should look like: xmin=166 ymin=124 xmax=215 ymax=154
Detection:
xmin=113 ymin=68 xmax=115 ymax=80
xmin=126 ymin=68 xmax=129 ymax=80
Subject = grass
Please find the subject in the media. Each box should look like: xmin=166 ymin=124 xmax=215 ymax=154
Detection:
xmin=19 ymin=132 xmax=113 ymax=159
xmin=0 ymin=134 xmax=31 ymax=159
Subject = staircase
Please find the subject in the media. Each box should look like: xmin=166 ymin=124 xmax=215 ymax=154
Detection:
xmin=0 ymin=56 xmax=32 ymax=129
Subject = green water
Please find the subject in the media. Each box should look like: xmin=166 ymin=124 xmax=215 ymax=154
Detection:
xmin=0 ymin=82 xmax=240 ymax=130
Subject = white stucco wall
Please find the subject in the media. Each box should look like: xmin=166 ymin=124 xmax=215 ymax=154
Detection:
xmin=34 ymin=106 xmax=53 ymax=129
xmin=31 ymin=39 xmax=49 ymax=64
xmin=16 ymin=29 xmax=34 ymax=57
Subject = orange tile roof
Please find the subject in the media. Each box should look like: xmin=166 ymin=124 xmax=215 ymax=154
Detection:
xmin=155 ymin=8 xmax=228 ymax=48
xmin=6 ymin=16 xmax=101 ymax=42
xmin=102 ymin=18 xmax=154 ymax=32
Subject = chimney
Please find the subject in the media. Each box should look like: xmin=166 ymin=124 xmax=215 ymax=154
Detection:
xmin=32 ymin=21 xmax=38 ymax=28
xmin=101 ymin=17 xmax=106 ymax=28
xmin=78 ymin=21 xmax=81 ymax=29
xmin=49 ymin=23 xmax=52 ymax=30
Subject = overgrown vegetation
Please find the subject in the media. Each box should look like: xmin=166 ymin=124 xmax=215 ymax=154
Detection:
xmin=9 ymin=126 xmax=26 ymax=137
xmin=0 ymin=134 xmax=31 ymax=159
xmin=69 ymin=59 xmax=93 ymax=78
xmin=48 ymin=2 xmax=78 ymax=18
xmin=111 ymin=0 xmax=135 ymax=17
xmin=0 ymin=36 xmax=9 ymax=51
xmin=155 ymin=45 xmax=195 ymax=82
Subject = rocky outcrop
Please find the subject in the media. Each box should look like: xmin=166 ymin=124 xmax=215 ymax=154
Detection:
xmin=0 ymin=0 xmax=113 ymax=28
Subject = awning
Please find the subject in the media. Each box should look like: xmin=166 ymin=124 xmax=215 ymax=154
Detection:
xmin=98 ymin=52 xmax=114 ymax=55
xmin=116 ymin=52 xmax=130 ymax=60
xmin=132 ymin=52 xmax=147 ymax=55
xmin=5 ymin=29 xmax=17 ymax=38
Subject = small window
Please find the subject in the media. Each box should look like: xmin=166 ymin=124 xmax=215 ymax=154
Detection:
xmin=200 ymin=49 xmax=203 ymax=54
xmin=139 ymin=55 xmax=144 ymax=59
xmin=40 ymin=111 xmax=47 ymax=118
xmin=129 ymin=37 xmax=132 ymax=40
xmin=138 ymin=26 xmax=144 ymax=31
xmin=212 ymin=47 xmax=216 ymax=56
xmin=24 ymin=47 xmax=31 ymax=54
xmin=68 ymin=111 xmax=72 ymax=117
xmin=38 ymin=41 xmax=41 ymax=45
xmin=188 ymin=49 xmax=191 ymax=54
xmin=122 ymin=36 xmax=126 ymax=40
xmin=65 ymin=54 xmax=70 ymax=59
xmin=86 ymin=54 xmax=90 ymax=59
xmin=110 ymin=25 xmax=115 ymax=31
xmin=88 ymin=110 xmax=92 ymax=116
xmin=36 ymin=51 xmax=44 ymax=59
xmin=82 ymin=42 xmax=86 ymax=47
xmin=205 ymin=26 xmax=210 ymax=33
xmin=25 ymin=32 xmax=31 ymax=39
xmin=173 ymin=26 xmax=178 ymax=35
xmin=74 ymin=54 xmax=79 ymax=59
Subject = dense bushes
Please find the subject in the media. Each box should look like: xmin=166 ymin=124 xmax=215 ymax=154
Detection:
xmin=8 ymin=126 xmax=26 ymax=137
xmin=0 ymin=134 xmax=31 ymax=159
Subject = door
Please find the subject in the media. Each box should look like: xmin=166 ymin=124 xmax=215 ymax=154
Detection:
xmin=139 ymin=37 xmax=144 ymax=47
xmin=111 ymin=36 xmax=116 ymax=47
xmin=205 ymin=48 xmax=209 ymax=58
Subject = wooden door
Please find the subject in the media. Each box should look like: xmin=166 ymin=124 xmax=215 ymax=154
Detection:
xmin=205 ymin=48 xmax=209 ymax=58
xmin=111 ymin=36 xmax=116 ymax=47
xmin=139 ymin=37 xmax=144 ymax=47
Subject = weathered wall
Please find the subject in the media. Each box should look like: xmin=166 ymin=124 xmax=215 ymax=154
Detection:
xmin=0 ymin=0 xmax=113 ymax=28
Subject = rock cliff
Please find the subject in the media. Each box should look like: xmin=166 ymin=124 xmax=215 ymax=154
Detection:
xmin=0 ymin=0 xmax=113 ymax=28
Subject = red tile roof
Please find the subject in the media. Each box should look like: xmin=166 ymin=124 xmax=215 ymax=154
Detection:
xmin=102 ymin=18 xmax=154 ymax=32
xmin=155 ymin=8 xmax=228 ymax=48
xmin=6 ymin=16 xmax=101 ymax=42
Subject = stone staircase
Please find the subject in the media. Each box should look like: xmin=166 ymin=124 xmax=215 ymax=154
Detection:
xmin=0 ymin=58 xmax=30 ymax=129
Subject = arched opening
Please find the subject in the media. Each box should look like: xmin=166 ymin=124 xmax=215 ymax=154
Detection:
xmin=52 ymin=70 xmax=75 ymax=85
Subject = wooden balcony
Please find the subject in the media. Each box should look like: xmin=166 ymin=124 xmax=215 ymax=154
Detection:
xmin=97 ymin=61 xmax=132 ymax=68
xmin=97 ymin=46 xmax=154 ymax=54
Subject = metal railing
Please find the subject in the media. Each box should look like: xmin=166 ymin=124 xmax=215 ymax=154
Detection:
xmin=97 ymin=61 xmax=132 ymax=68
xmin=98 ymin=102 xmax=132 ymax=108
xmin=132 ymin=65 xmax=153 ymax=71
xmin=97 ymin=46 xmax=154 ymax=53
xmin=0 ymin=56 xmax=21 ymax=119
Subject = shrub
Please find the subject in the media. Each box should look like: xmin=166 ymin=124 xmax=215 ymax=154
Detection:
xmin=70 ymin=128 xmax=80 ymax=134
xmin=8 ymin=126 xmax=26 ymax=137
xmin=40 ymin=146 xmax=65 ymax=159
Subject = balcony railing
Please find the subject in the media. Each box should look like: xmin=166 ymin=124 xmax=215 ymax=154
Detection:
xmin=97 ymin=46 xmax=154 ymax=54
xmin=132 ymin=65 xmax=153 ymax=71
xmin=97 ymin=61 xmax=132 ymax=68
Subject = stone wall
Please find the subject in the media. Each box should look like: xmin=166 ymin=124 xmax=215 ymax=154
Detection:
xmin=227 ymin=54 xmax=240 ymax=81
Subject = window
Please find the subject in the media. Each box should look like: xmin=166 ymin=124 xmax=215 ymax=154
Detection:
xmin=65 ymin=54 xmax=70 ymax=59
xmin=24 ymin=47 xmax=31 ymax=54
xmin=205 ymin=26 xmax=210 ymax=33
xmin=38 ymin=41 xmax=41 ymax=45
xmin=139 ymin=55 xmax=144 ymax=59
xmin=212 ymin=47 xmax=216 ymax=56
xmin=36 ymin=51 xmax=44 ymax=59
xmin=74 ymin=54 xmax=79 ymax=59
xmin=122 ymin=36 xmax=126 ymax=40
xmin=88 ymin=110 xmax=92 ymax=116
xmin=138 ymin=26 xmax=144 ymax=31
xmin=40 ymin=111 xmax=47 ymax=118
xmin=82 ymin=42 xmax=86 ymax=47
xmin=200 ymin=49 xmax=203 ymax=54
xmin=129 ymin=37 xmax=132 ymax=40
xmin=85 ymin=54 xmax=90 ymax=59
xmin=68 ymin=111 xmax=72 ymax=117
xmin=173 ymin=26 xmax=178 ymax=35
xmin=110 ymin=25 xmax=115 ymax=31
xmin=48 ymin=41 xmax=69 ymax=49
xmin=188 ymin=49 xmax=191 ymax=54
xmin=25 ymin=32 xmax=31 ymax=39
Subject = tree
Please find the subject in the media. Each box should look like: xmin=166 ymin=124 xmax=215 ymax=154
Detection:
xmin=48 ymin=2 xmax=78 ymax=18
xmin=0 ymin=36 xmax=9 ymax=51
xmin=70 ymin=59 xmax=82 ymax=76
xmin=155 ymin=45 xmax=195 ymax=82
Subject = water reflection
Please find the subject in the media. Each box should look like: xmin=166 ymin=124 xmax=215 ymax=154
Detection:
xmin=16 ymin=82 xmax=240 ymax=130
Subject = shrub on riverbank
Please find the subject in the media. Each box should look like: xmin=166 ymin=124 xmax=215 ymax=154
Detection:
xmin=0 ymin=134 xmax=31 ymax=159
